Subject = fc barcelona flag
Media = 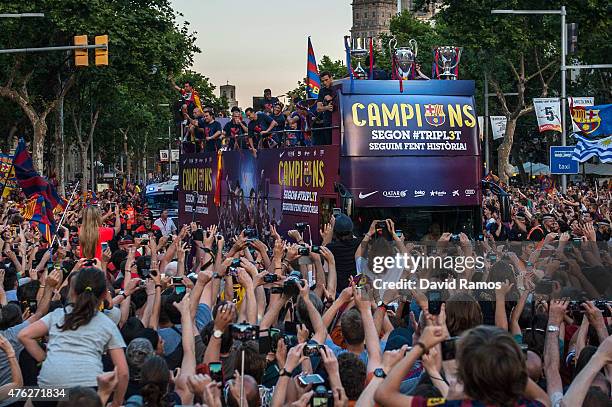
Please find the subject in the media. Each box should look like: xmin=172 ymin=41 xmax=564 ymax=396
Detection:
xmin=23 ymin=194 xmax=55 ymax=243
xmin=13 ymin=138 xmax=66 ymax=210
xmin=570 ymin=103 xmax=612 ymax=140
xmin=306 ymin=37 xmax=321 ymax=99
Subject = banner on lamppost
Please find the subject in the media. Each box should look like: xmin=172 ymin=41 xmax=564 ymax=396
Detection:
xmin=478 ymin=116 xmax=484 ymax=141
xmin=569 ymin=97 xmax=594 ymax=132
xmin=533 ymin=98 xmax=562 ymax=132
xmin=490 ymin=116 xmax=507 ymax=140
xmin=159 ymin=149 xmax=179 ymax=162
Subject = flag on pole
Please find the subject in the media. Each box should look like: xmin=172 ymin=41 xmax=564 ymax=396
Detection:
xmin=0 ymin=153 xmax=17 ymax=198
xmin=22 ymin=194 xmax=54 ymax=243
xmin=570 ymin=103 xmax=612 ymax=140
xmin=570 ymin=103 xmax=612 ymax=163
xmin=13 ymin=138 xmax=66 ymax=210
xmin=569 ymin=97 xmax=594 ymax=132
xmin=12 ymin=138 xmax=66 ymax=241
xmin=306 ymin=37 xmax=321 ymax=99
xmin=571 ymin=134 xmax=612 ymax=163
xmin=533 ymin=98 xmax=562 ymax=132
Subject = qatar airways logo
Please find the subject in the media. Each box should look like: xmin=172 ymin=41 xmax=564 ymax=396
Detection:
xmin=383 ymin=190 xmax=407 ymax=198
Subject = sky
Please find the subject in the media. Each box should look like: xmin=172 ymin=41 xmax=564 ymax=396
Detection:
xmin=169 ymin=0 xmax=353 ymax=108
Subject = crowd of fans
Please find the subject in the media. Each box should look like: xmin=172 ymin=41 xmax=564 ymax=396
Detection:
xmin=0 ymin=178 xmax=609 ymax=406
xmin=176 ymin=73 xmax=336 ymax=156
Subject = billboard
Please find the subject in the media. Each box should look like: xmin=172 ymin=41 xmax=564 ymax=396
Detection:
xmin=341 ymin=94 xmax=479 ymax=157
xmin=179 ymin=146 xmax=339 ymax=241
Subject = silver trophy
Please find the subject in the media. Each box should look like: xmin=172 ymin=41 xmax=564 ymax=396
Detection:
xmin=389 ymin=36 xmax=418 ymax=79
xmin=349 ymin=37 xmax=369 ymax=80
xmin=434 ymin=46 xmax=461 ymax=80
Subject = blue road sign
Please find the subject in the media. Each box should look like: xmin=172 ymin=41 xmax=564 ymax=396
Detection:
xmin=550 ymin=146 xmax=579 ymax=174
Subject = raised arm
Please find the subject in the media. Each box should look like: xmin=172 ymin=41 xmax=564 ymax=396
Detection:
xmin=562 ymin=336 xmax=612 ymax=407
xmin=174 ymin=293 xmax=196 ymax=406
xmin=0 ymin=336 xmax=23 ymax=400
xmin=298 ymin=282 xmax=327 ymax=345
xmin=354 ymin=286 xmax=382 ymax=372
xmin=544 ymin=300 xmax=567 ymax=400
xmin=203 ymin=303 xmax=235 ymax=365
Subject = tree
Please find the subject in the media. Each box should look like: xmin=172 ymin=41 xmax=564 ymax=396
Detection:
xmin=0 ymin=0 xmax=198 ymax=178
xmin=318 ymin=56 xmax=347 ymax=79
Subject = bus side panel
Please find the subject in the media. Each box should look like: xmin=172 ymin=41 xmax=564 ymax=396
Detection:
xmin=340 ymin=155 xmax=481 ymax=207
xmin=179 ymin=146 xmax=339 ymax=243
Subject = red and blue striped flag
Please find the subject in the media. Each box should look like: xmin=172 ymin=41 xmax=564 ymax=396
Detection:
xmin=23 ymin=194 xmax=54 ymax=243
xmin=13 ymin=138 xmax=66 ymax=242
xmin=13 ymin=138 xmax=66 ymax=209
xmin=306 ymin=37 xmax=321 ymax=99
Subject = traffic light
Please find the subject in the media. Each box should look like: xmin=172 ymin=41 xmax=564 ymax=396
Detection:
xmin=74 ymin=35 xmax=88 ymax=67
xmin=567 ymin=23 xmax=578 ymax=54
xmin=95 ymin=35 xmax=108 ymax=66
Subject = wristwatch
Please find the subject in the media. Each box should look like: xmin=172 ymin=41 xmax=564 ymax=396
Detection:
xmin=213 ymin=329 xmax=224 ymax=339
xmin=547 ymin=325 xmax=560 ymax=333
xmin=373 ymin=368 xmax=387 ymax=379
xmin=278 ymin=368 xmax=292 ymax=378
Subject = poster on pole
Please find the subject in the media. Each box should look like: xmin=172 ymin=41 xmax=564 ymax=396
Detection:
xmin=569 ymin=97 xmax=594 ymax=132
xmin=478 ymin=116 xmax=484 ymax=141
xmin=490 ymin=116 xmax=507 ymax=140
xmin=533 ymin=98 xmax=562 ymax=132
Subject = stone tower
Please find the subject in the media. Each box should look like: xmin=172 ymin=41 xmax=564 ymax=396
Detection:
xmin=219 ymin=82 xmax=238 ymax=110
xmin=351 ymin=0 xmax=397 ymax=47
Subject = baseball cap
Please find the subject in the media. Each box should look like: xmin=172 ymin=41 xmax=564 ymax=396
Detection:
xmin=384 ymin=327 xmax=412 ymax=351
xmin=334 ymin=214 xmax=353 ymax=234
xmin=126 ymin=338 xmax=154 ymax=378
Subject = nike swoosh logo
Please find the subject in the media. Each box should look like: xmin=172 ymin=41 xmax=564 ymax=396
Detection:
xmin=279 ymin=151 xmax=285 ymax=158
xmin=358 ymin=191 xmax=378 ymax=199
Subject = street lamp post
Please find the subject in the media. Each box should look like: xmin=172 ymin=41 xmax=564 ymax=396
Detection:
xmin=491 ymin=7 xmax=567 ymax=193
xmin=158 ymin=103 xmax=172 ymax=177
xmin=483 ymin=72 xmax=518 ymax=173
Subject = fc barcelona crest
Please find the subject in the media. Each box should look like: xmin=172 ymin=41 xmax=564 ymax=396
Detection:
xmin=424 ymin=104 xmax=446 ymax=127
xmin=303 ymin=161 xmax=313 ymax=187
xmin=571 ymin=106 xmax=602 ymax=136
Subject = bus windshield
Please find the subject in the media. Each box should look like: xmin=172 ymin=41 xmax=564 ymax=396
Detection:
xmin=146 ymin=192 xmax=178 ymax=210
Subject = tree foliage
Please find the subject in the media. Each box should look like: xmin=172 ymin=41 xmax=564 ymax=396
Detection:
xmin=0 ymin=0 xmax=228 ymax=190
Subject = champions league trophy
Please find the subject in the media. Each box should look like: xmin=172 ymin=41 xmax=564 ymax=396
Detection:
xmin=348 ymin=37 xmax=369 ymax=80
xmin=433 ymin=46 xmax=462 ymax=80
xmin=388 ymin=36 xmax=418 ymax=80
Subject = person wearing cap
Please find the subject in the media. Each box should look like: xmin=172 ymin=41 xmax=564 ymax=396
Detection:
xmin=134 ymin=215 xmax=162 ymax=239
xmin=527 ymin=214 xmax=559 ymax=242
xmin=125 ymin=337 xmax=155 ymax=399
xmin=322 ymin=213 xmax=360 ymax=293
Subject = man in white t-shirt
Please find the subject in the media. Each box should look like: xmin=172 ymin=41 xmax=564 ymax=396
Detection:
xmin=153 ymin=209 xmax=177 ymax=237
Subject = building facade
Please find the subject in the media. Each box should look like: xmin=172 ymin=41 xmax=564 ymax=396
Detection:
xmin=351 ymin=0 xmax=397 ymax=47
xmin=351 ymin=0 xmax=441 ymax=48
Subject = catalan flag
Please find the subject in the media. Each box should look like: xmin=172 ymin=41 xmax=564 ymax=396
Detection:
xmin=306 ymin=37 xmax=321 ymax=99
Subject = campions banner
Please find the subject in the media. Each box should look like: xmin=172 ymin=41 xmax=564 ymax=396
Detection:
xmin=533 ymin=98 xmax=562 ymax=133
xmin=341 ymin=94 xmax=479 ymax=157
xmin=179 ymin=146 xmax=339 ymax=239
